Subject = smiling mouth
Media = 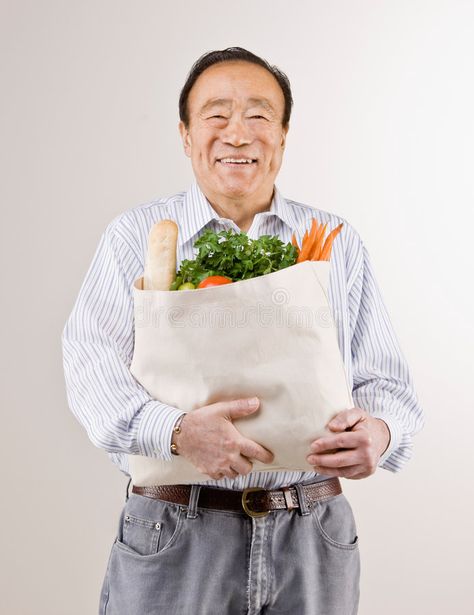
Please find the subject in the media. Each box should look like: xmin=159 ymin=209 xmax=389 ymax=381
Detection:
xmin=216 ymin=157 xmax=258 ymax=166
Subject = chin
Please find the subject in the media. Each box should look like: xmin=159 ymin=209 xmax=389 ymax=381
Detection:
xmin=218 ymin=180 xmax=256 ymax=199
xmin=222 ymin=187 xmax=251 ymax=199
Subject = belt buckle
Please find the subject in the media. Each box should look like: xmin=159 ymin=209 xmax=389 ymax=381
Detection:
xmin=241 ymin=487 xmax=269 ymax=518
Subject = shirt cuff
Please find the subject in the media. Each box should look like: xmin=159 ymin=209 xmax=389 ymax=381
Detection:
xmin=371 ymin=413 xmax=404 ymax=468
xmin=136 ymin=400 xmax=186 ymax=462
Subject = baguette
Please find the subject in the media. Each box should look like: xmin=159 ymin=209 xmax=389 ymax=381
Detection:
xmin=143 ymin=220 xmax=178 ymax=290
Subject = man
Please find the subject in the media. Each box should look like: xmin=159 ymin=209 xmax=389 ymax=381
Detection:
xmin=62 ymin=47 xmax=424 ymax=615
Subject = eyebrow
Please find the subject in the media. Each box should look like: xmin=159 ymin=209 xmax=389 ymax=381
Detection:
xmin=247 ymin=97 xmax=276 ymax=115
xmin=199 ymin=98 xmax=232 ymax=114
xmin=199 ymin=97 xmax=276 ymax=116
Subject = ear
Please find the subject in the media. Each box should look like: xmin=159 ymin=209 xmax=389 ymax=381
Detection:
xmin=281 ymin=123 xmax=289 ymax=148
xmin=178 ymin=121 xmax=192 ymax=157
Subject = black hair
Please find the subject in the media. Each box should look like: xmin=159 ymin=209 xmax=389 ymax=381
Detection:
xmin=179 ymin=47 xmax=293 ymax=128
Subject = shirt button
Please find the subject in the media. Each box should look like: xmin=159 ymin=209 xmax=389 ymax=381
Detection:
xmin=155 ymin=522 xmax=161 ymax=530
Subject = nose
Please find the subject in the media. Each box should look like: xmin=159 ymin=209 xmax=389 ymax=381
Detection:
xmin=221 ymin=115 xmax=252 ymax=147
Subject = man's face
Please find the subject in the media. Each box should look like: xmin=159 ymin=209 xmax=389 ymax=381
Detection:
xmin=179 ymin=61 xmax=288 ymax=204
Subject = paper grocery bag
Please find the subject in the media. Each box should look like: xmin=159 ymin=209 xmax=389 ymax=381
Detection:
xmin=127 ymin=259 xmax=353 ymax=485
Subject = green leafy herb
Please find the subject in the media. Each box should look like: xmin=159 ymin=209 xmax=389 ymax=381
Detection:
xmin=170 ymin=229 xmax=298 ymax=290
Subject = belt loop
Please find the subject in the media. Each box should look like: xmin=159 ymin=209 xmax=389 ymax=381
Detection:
xmin=294 ymin=483 xmax=310 ymax=516
xmin=186 ymin=485 xmax=202 ymax=519
xmin=125 ymin=477 xmax=132 ymax=502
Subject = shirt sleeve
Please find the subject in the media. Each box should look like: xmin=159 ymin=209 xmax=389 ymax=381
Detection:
xmin=348 ymin=242 xmax=425 ymax=472
xmin=61 ymin=222 xmax=185 ymax=462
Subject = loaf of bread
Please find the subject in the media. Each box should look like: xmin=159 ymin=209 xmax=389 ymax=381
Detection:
xmin=143 ymin=220 xmax=178 ymax=290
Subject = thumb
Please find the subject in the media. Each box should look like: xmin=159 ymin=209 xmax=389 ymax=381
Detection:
xmin=219 ymin=397 xmax=260 ymax=420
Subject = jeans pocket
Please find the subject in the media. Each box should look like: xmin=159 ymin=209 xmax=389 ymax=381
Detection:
xmin=122 ymin=512 xmax=162 ymax=556
xmin=311 ymin=493 xmax=359 ymax=550
xmin=115 ymin=496 xmax=185 ymax=558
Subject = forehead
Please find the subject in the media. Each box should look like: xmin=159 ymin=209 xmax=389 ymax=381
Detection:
xmin=187 ymin=61 xmax=285 ymax=115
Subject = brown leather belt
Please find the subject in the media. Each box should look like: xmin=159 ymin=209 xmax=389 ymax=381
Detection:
xmin=131 ymin=477 xmax=341 ymax=518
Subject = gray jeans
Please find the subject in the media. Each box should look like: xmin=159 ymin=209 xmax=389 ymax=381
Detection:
xmin=99 ymin=479 xmax=360 ymax=615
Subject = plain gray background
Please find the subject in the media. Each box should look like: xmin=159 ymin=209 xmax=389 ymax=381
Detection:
xmin=1 ymin=1 xmax=473 ymax=613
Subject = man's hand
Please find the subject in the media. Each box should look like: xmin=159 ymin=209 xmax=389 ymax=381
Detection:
xmin=172 ymin=397 xmax=274 ymax=480
xmin=306 ymin=407 xmax=390 ymax=480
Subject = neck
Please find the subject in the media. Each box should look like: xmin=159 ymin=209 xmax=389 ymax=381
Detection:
xmin=201 ymin=185 xmax=275 ymax=233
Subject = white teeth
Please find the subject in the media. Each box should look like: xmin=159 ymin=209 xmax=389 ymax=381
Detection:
xmin=219 ymin=158 xmax=255 ymax=164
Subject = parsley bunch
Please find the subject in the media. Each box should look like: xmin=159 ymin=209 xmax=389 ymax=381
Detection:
xmin=170 ymin=229 xmax=298 ymax=290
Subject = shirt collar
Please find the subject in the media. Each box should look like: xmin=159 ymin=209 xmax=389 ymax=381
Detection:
xmin=268 ymin=183 xmax=300 ymax=232
xmin=179 ymin=179 xmax=297 ymax=246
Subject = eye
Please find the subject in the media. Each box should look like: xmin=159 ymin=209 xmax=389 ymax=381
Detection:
xmin=249 ymin=115 xmax=267 ymax=120
xmin=209 ymin=115 xmax=226 ymax=119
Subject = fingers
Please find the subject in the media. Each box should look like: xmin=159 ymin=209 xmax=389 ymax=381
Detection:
xmin=222 ymin=467 xmax=239 ymax=479
xmin=309 ymin=430 xmax=367 ymax=454
xmin=206 ymin=440 xmax=266 ymax=479
xmin=209 ymin=468 xmax=239 ymax=480
xmin=327 ymin=407 xmax=367 ymax=432
xmin=307 ymin=428 xmax=376 ymax=473
xmin=189 ymin=397 xmax=273 ymax=479
xmin=207 ymin=459 xmax=251 ymax=480
xmin=307 ymin=449 xmax=360 ymax=469
xmin=309 ymin=463 xmax=370 ymax=480
xmin=231 ymin=456 xmax=254 ymax=476
xmin=209 ymin=397 xmax=260 ymax=420
xmin=307 ymin=433 xmax=379 ymax=477
xmin=240 ymin=438 xmax=274 ymax=465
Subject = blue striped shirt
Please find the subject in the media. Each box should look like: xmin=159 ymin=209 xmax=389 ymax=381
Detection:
xmin=61 ymin=180 xmax=424 ymax=489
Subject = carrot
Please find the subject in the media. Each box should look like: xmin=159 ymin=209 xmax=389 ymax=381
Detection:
xmin=298 ymin=218 xmax=320 ymax=262
xmin=297 ymin=228 xmax=311 ymax=262
xmin=319 ymin=223 xmax=343 ymax=261
xmin=309 ymin=222 xmax=328 ymax=260
xmin=291 ymin=232 xmax=299 ymax=250
xmin=297 ymin=229 xmax=308 ymax=252
xmin=296 ymin=230 xmax=307 ymax=261
xmin=297 ymin=238 xmax=311 ymax=261
xmin=306 ymin=218 xmax=319 ymax=252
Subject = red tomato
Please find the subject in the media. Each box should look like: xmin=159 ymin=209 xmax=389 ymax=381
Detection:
xmin=197 ymin=275 xmax=233 ymax=289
